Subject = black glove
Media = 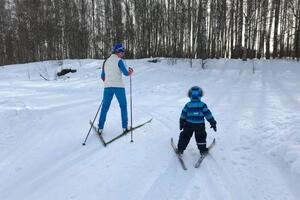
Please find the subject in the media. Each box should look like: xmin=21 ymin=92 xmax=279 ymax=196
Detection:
xmin=210 ymin=121 xmax=217 ymax=132
xmin=179 ymin=118 xmax=186 ymax=130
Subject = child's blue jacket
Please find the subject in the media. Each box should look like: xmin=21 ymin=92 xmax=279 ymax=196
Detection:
xmin=180 ymin=99 xmax=215 ymax=124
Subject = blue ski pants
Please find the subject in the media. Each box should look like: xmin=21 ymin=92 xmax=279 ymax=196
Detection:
xmin=98 ymin=87 xmax=128 ymax=129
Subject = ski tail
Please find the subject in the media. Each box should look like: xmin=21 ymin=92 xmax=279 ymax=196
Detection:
xmin=171 ymin=137 xmax=188 ymax=170
xmin=194 ymin=138 xmax=216 ymax=168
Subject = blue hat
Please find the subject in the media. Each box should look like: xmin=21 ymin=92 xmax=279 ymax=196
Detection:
xmin=112 ymin=43 xmax=125 ymax=53
xmin=188 ymin=86 xmax=203 ymax=99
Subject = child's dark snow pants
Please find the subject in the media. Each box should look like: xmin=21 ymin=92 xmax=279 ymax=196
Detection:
xmin=177 ymin=122 xmax=207 ymax=153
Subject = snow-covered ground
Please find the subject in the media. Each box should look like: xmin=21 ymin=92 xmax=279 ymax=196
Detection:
xmin=0 ymin=58 xmax=299 ymax=200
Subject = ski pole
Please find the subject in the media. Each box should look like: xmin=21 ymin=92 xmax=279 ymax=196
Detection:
xmin=82 ymin=101 xmax=103 ymax=145
xmin=130 ymin=75 xmax=133 ymax=143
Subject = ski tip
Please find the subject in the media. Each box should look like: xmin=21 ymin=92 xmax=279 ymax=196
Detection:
xmin=142 ymin=118 xmax=153 ymax=123
xmin=143 ymin=118 xmax=153 ymax=124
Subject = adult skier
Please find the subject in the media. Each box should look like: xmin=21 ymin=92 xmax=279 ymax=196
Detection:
xmin=98 ymin=43 xmax=133 ymax=134
xmin=177 ymin=86 xmax=217 ymax=156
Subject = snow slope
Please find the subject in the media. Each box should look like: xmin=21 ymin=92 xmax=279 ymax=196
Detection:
xmin=0 ymin=58 xmax=300 ymax=200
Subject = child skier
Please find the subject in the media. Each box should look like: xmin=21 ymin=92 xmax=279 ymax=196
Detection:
xmin=177 ymin=86 xmax=217 ymax=156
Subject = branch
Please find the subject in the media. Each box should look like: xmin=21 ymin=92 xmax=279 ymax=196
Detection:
xmin=40 ymin=73 xmax=49 ymax=81
xmin=287 ymin=0 xmax=300 ymax=19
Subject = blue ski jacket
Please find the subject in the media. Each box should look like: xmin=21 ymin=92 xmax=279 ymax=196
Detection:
xmin=180 ymin=99 xmax=216 ymax=125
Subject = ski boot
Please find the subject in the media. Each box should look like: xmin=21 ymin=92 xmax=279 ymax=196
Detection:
xmin=176 ymin=148 xmax=184 ymax=158
xmin=200 ymin=147 xmax=209 ymax=156
xmin=97 ymin=128 xmax=103 ymax=135
xmin=123 ymin=126 xmax=132 ymax=133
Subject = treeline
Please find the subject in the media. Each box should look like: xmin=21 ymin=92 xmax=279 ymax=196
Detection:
xmin=0 ymin=0 xmax=299 ymax=66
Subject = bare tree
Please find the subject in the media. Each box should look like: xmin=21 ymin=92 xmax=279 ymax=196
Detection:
xmin=1 ymin=0 xmax=300 ymax=66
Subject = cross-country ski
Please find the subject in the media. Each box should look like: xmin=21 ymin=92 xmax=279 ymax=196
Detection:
xmin=195 ymin=138 xmax=216 ymax=168
xmin=171 ymin=137 xmax=187 ymax=170
xmin=89 ymin=120 xmax=107 ymax=146
xmin=90 ymin=118 xmax=152 ymax=146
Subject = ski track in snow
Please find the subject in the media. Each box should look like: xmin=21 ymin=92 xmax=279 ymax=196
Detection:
xmin=0 ymin=58 xmax=299 ymax=200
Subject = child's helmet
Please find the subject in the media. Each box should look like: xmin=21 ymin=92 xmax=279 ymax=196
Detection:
xmin=188 ymin=86 xmax=203 ymax=99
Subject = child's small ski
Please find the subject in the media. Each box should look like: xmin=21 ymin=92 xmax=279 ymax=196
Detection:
xmin=171 ymin=138 xmax=187 ymax=170
xmin=194 ymin=138 xmax=216 ymax=168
